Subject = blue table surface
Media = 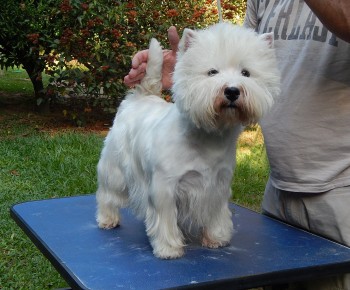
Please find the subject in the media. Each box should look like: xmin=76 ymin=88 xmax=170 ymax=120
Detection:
xmin=11 ymin=194 xmax=350 ymax=290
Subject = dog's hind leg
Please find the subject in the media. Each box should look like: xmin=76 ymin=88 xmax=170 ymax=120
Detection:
xmin=96 ymin=161 xmax=128 ymax=229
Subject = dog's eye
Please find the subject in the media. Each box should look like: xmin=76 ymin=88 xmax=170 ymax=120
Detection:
xmin=208 ymin=69 xmax=219 ymax=76
xmin=241 ymin=69 xmax=250 ymax=77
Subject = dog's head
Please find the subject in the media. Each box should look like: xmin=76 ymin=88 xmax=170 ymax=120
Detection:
xmin=171 ymin=22 xmax=280 ymax=133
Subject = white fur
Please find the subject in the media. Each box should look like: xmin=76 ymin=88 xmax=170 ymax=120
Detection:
xmin=96 ymin=22 xmax=280 ymax=259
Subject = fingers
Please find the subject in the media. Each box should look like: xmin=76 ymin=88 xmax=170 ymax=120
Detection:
xmin=168 ymin=26 xmax=180 ymax=53
xmin=124 ymin=72 xmax=145 ymax=87
xmin=131 ymin=50 xmax=149 ymax=69
xmin=124 ymin=62 xmax=147 ymax=87
xmin=123 ymin=74 xmax=135 ymax=87
xmin=129 ymin=62 xmax=147 ymax=78
xmin=124 ymin=74 xmax=143 ymax=87
xmin=124 ymin=51 xmax=148 ymax=87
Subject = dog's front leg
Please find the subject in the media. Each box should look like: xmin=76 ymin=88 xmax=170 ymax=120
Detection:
xmin=145 ymin=179 xmax=185 ymax=259
xmin=202 ymin=204 xmax=233 ymax=248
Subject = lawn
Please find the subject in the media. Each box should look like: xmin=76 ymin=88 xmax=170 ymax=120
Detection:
xmin=0 ymin=72 xmax=269 ymax=289
xmin=0 ymin=109 xmax=104 ymax=289
xmin=0 ymin=67 xmax=50 ymax=96
xmin=233 ymin=126 xmax=269 ymax=211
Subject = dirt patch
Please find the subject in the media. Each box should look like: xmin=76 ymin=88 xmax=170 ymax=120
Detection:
xmin=0 ymin=92 xmax=34 ymax=105
xmin=0 ymin=93 xmax=113 ymax=133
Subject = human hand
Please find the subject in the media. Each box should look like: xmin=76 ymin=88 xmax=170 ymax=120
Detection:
xmin=123 ymin=26 xmax=180 ymax=90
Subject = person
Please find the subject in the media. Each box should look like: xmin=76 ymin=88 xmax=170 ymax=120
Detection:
xmin=124 ymin=1 xmax=350 ymax=289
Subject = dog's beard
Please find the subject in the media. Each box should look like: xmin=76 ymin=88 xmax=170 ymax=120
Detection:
xmin=214 ymin=96 xmax=250 ymax=124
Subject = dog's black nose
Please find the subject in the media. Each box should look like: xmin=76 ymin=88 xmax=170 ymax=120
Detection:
xmin=224 ymin=87 xmax=240 ymax=102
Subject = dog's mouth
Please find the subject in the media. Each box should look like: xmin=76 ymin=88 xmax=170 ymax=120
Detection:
xmin=221 ymin=100 xmax=250 ymax=121
xmin=227 ymin=102 xmax=237 ymax=109
xmin=215 ymin=100 xmax=239 ymax=113
xmin=214 ymin=97 xmax=257 ymax=125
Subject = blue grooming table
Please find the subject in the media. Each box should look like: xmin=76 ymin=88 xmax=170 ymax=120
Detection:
xmin=10 ymin=194 xmax=350 ymax=290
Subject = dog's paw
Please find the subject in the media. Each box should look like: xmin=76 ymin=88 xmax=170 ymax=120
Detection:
xmin=153 ymin=246 xmax=184 ymax=259
xmin=201 ymin=236 xmax=229 ymax=249
xmin=97 ymin=214 xmax=120 ymax=229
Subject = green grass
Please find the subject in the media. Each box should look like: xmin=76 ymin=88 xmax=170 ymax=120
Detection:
xmin=232 ymin=127 xmax=269 ymax=211
xmin=0 ymin=67 xmax=50 ymax=96
xmin=0 ymin=113 xmax=104 ymax=289
xmin=0 ymin=109 xmax=268 ymax=289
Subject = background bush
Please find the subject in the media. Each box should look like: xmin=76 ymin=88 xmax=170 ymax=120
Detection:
xmin=0 ymin=0 xmax=246 ymax=117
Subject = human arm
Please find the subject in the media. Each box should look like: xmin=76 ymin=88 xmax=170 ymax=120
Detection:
xmin=243 ymin=0 xmax=259 ymax=30
xmin=123 ymin=26 xmax=180 ymax=89
xmin=305 ymin=0 xmax=350 ymax=42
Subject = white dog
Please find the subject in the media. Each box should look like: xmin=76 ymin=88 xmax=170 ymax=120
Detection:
xmin=96 ymin=22 xmax=280 ymax=259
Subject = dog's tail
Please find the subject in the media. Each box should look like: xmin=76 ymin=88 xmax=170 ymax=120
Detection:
xmin=135 ymin=38 xmax=163 ymax=96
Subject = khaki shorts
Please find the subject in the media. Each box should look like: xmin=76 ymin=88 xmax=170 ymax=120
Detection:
xmin=262 ymin=178 xmax=350 ymax=290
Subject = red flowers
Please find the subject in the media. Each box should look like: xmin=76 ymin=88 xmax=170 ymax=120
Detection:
xmin=60 ymin=0 xmax=72 ymax=13
xmin=166 ymin=9 xmax=179 ymax=18
xmin=81 ymin=2 xmax=89 ymax=11
xmin=27 ymin=33 xmax=40 ymax=44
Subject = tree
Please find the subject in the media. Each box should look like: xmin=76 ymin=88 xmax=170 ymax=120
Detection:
xmin=0 ymin=0 xmax=246 ymax=115
xmin=0 ymin=1 xmax=54 ymax=105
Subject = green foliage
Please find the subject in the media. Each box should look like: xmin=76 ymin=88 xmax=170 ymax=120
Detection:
xmin=0 ymin=0 xmax=52 ymax=101
xmin=43 ymin=0 xmax=226 ymax=113
xmin=0 ymin=0 xmax=246 ymax=116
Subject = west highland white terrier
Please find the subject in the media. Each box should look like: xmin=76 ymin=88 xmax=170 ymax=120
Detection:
xmin=96 ymin=22 xmax=280 ymax=259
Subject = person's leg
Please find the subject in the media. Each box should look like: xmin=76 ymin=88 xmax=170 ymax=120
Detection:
xmin=262 ymin=179 xmax=350 ymax=289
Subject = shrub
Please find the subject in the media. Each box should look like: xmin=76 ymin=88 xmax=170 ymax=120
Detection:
xmin=0 ymin=0 xmax=246 ymax=118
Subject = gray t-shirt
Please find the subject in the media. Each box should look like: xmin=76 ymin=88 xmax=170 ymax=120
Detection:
xmin=244 ymin=0 xmax=350 ymax=193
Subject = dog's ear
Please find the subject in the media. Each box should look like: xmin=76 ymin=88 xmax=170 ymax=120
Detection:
xmin=259 ymin=32 xmax=274 ymax=48
xmin=178 ymin=28 xmax=196 ymax=54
